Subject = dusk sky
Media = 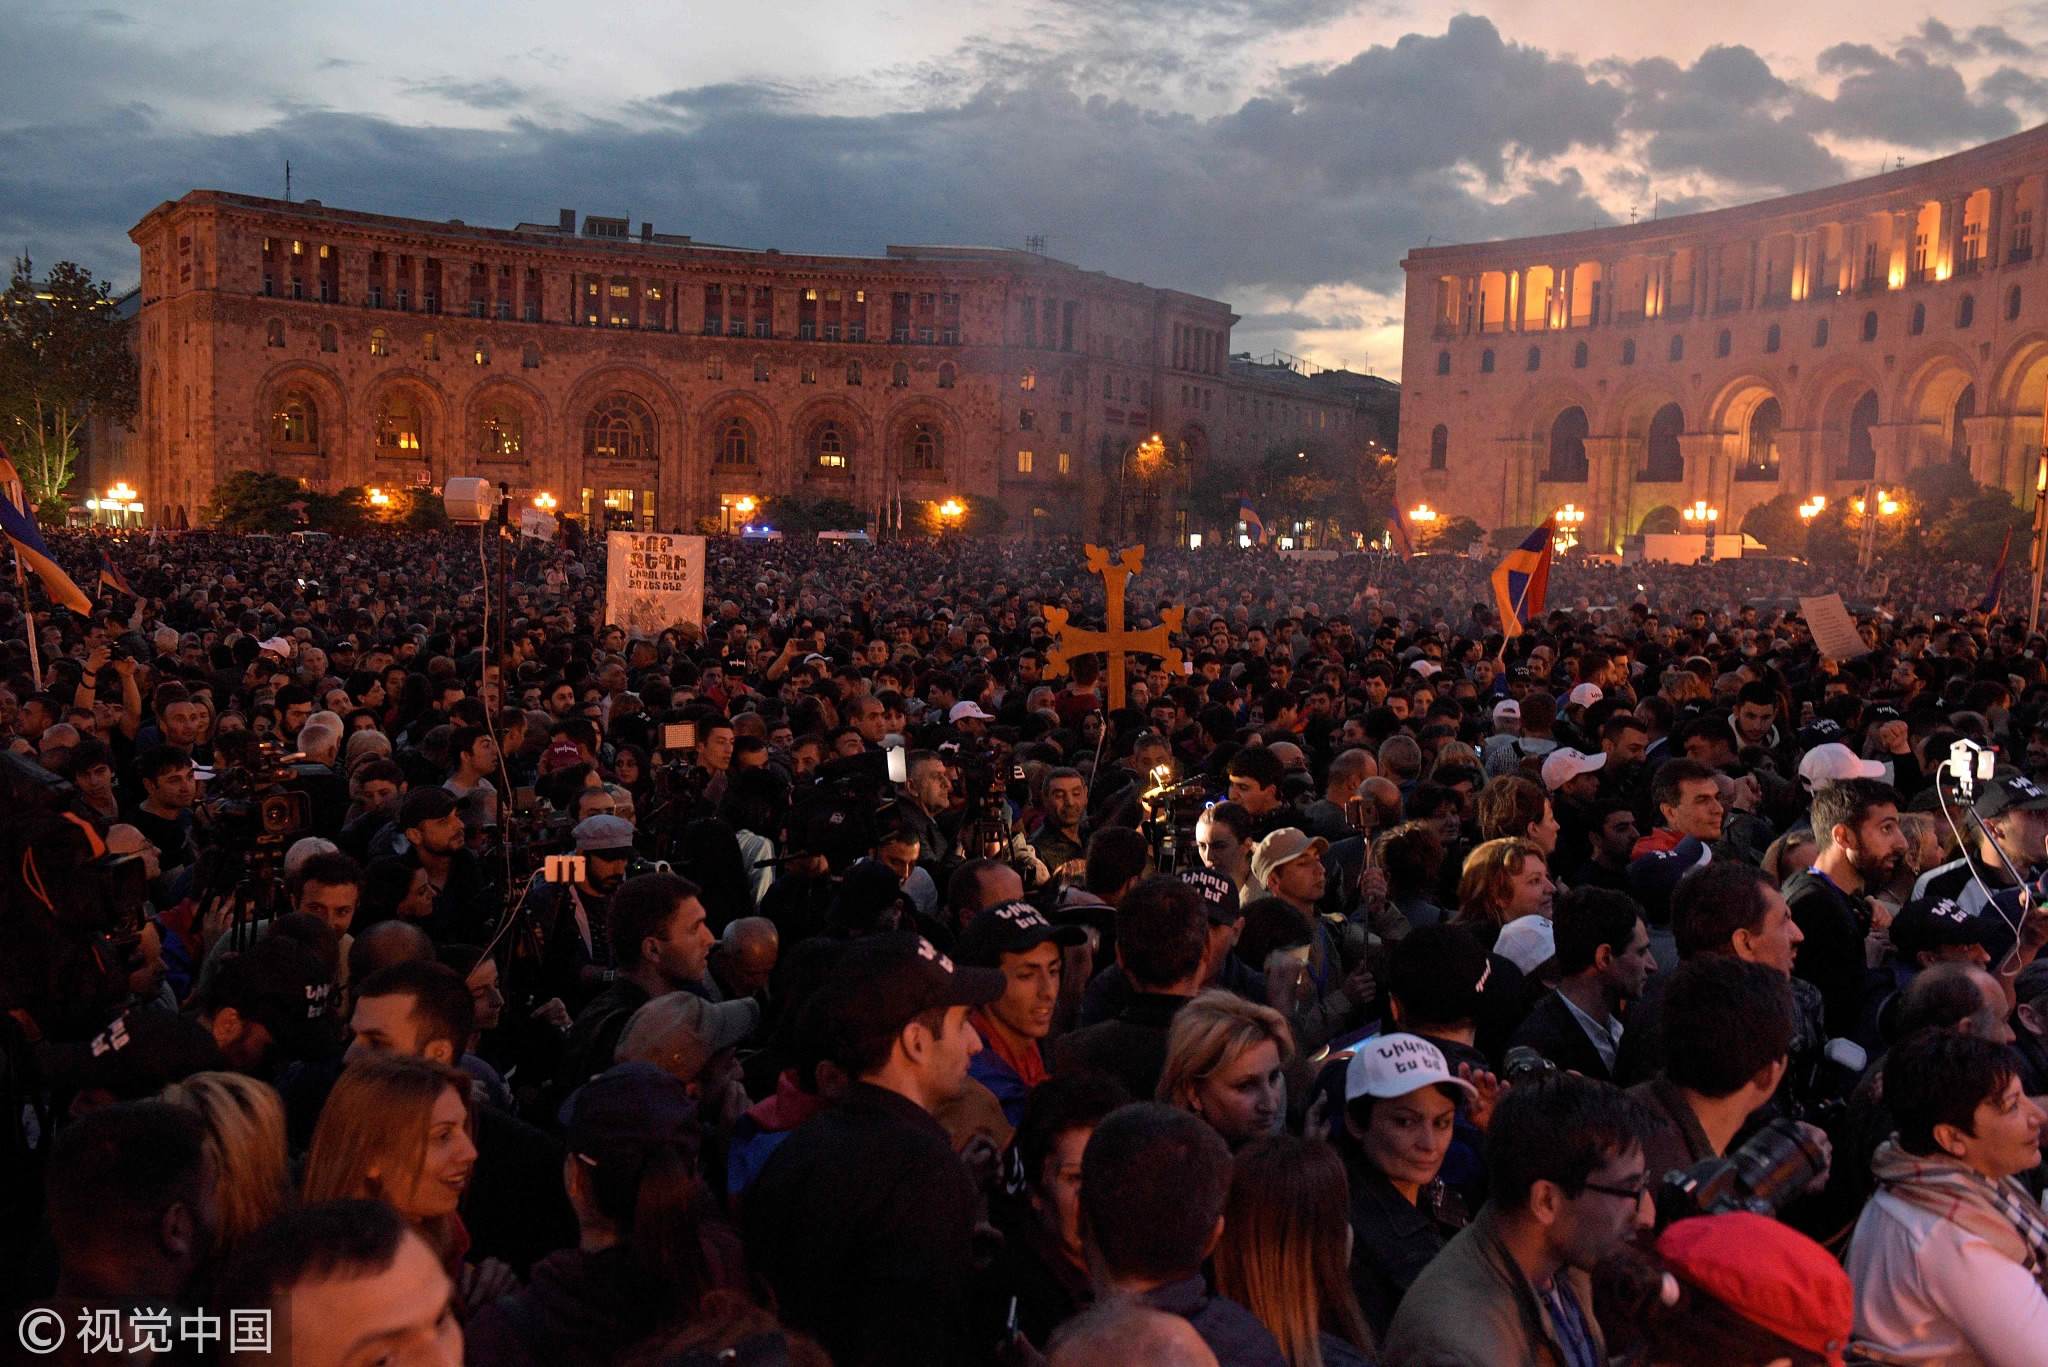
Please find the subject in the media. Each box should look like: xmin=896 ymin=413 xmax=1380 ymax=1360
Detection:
xmin=4 ymin=0 xmax=2045 ymax=378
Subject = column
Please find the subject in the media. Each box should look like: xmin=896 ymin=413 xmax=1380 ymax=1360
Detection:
xmin=1986 ymin=182 xmax=2007 ymax=270
xmin=1744 ymin=240 xmax=1759 ymax=309
xmin=1839 ymin=223 xmax=1858 ymax=293
xmin=1508 ymin=270 xmax=1522 ymax=333
xmin=1556 ymin=264 xmax=1571 ymax=329
xmin=1941 ymin=193 xmax=1965 ymax=276
xmin=1891 ymin=207 xmax=1912 ymax=284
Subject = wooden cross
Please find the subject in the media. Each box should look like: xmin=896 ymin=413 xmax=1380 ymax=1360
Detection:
xmin=1043 ymin=544 xmax=1185 ymax=710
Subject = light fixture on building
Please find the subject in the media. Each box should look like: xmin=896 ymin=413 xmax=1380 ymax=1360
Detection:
xmin=1408 ymin=504 xmax=1439 ymax=524
xmin=106 ymin=481 xmax=137 ymax=504
xmin=1681 ymin=500 xmax=1719 ymax=525
xmin=532 ymin=491 xmax=557 ymax=511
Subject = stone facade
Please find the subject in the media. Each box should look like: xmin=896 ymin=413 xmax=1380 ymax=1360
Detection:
xmin=1399 ymin=123 xmax=2048 ymax=552
xmin=127 ymin=192 xmax=1375 ymax=536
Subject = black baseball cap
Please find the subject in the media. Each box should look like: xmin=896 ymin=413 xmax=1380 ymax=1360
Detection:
xmin=560 ymin=1061 xmax=701 ymax=1169
xmin=822 ymin=931 xmax=1004 ymax=1040
xmin=1971 ymin=773 xmax=2048 ymax=820
xmin=40 ymin=1009 xmax=225 ymax=1099
xmin=1889 ymin=895 xmax=1995 ymax=961
xmin=956 ymin=900 xmax=1087 ymax=967
xmin=207 ymin=935 xmax=334 ymax=1057
xmin=1178 ymin=868 xmax=1242 ymax=925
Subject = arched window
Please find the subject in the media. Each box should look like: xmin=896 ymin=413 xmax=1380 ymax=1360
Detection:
xmin=1428 ymin=424 xmax=1448 ymax=470
xmin=1740 ymin=398 xmax=1782 ymax=480
xmin=891 ymin=362 xmax=910 ymax=388
xmin=265 ymin=319 xmax=285 ymax=348
xmin=320 ymin=324 xmax=338 ymax=353
xmin=846 ymin=361 xmax=863 ymax=387
xmin=477 ymin=402 xmax=523 ymax=459
xmin=1843 ymin=390 xmax=1879 ymax=479
xmin=753 ymin=357 xmax=770 ymax=383
xmin=584 ymin=394 xmax=655 ymax=462
xmin=1951 ymin=383 xmax=1976 ymax=465
xmin=1814 ymin=319 xmax=1830 ymax=347
xmin=1642 ymin=403 xmax=1684 ymax=483
xmin=271 ymin=389 xmax=318 ymax=449
xmin=1716 ymin=329 xmax=1732 ymax=358
xmin=1668 ymin=335 xmax=1684 ymax=363
xmin=1909 ymin=302 xmax=1926 ymax=336
xmin=1861 ymin=311 xmax=1878 ymax=342
xmin=1764 ymin=324 xmax=1781 ymax=354
xmin=717 ymin=416 xmax=754 ymax=466
xmin=1621 ymin=339 xmax=1636 ymax=366
xmin=1545 ymin=406 xmax=1589 ymax=482
xmin=369 ymin=327 xmax=389 ymax=358
xmin=1436 ymin=350 xmax=1451 ymax=376
xmin=905 ymin=420 xmax=942 ymax=474
xmin=2009 ymin=285 xmax=2024 ymax=321
xmin=938 ymin=363 xmax=956 ymax=389
xmin=521 ymin=342 xmax=541 ymax=369
xmin=1526 ymin=345 xmax=1541 ymax=373
xmin=811 ymin=420 xmax=848 ymax=472
xmin=1480 ymin=349 xmax=1495 ymax=374
xmin=1572 ymin=341 xmax=1588 ymax=369
xmin=473 ymin=338 xmax=491 ymax=366
xmin=374 ymin=392 xmax=423 ymax=456
xmin=1957 ymin=294 xmax=1975 ymax=329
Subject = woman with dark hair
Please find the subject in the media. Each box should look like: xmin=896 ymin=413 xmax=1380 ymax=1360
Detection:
xmin=612 ymin=743 xmax=654 ymax=810
xmin=465 ymin=1064 xmax=746 ymax=1366
xmin=1216 ymin=1133 xmax=1375 ymax=1367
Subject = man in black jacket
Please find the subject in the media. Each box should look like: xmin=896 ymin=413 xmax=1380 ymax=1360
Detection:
xmin=1051 ymin=875 xmax=1209 ymax=1100
xmin=1508 ymin=887 xmax=1656 ymax=1083
xmin=743 ymin=931 xmax=1004 ymax=1367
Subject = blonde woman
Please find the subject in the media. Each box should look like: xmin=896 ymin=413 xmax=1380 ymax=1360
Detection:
xmin=1451 ymin=836 xmax=1553 ymax=950
xmin=1156 ymin=989 xmax=1295 ymax=1150
xmin=302 ymin=1053 xmax=504 ymax=1307
xmin=159 ymin=1071 xmax=290 ymax=1260
xmin=1215 ymin=1133 xmax=1375 ymax=1367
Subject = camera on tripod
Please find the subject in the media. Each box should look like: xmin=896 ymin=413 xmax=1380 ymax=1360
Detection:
xmin=202 ymin=735 xmax=312 ymax=856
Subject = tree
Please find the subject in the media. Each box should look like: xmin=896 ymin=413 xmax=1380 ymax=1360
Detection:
xmin=203 ymin=471 xmax=303 ymax=532
xmin=1740 ymin=492 xmax=1810 ymax=556
xmin=1927 ymin=487 xmax=2029 ymax=564
xmin=1422 ymin=515 xmax=1484 ymax=555
xmin=759 ymin=493 xmax=866 ymax=534
xmin=0 ymin=258 xmax=139 ymax=516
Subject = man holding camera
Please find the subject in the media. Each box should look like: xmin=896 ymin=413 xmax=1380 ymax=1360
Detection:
xmin=528 ymin=813 xmax=638 ymax=1012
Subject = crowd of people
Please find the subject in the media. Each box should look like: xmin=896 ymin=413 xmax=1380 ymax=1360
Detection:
xmin=4 ymin=520 xmax=2048 ymax=1366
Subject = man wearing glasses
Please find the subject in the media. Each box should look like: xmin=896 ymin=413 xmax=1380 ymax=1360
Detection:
xmin=1384 ymin=1074 xmax=1657 ymax=1367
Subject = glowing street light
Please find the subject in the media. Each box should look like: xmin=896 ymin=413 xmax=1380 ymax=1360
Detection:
xmin=367 ymin=487 xmax=393 ymax=508
xmin=1408 ymin=504 xmax=1439 ymax=524
xmin=734 ymin=495 xmax=757 ymax=516
xmin=106 ymin=481 xmax=137 ymax=504
xmin=1798 ymin=495 xmax=1827 ymax=522
xmin=1680 ymin=500 xmax=1719 ymax=526
xmin=532 ymin=491 xmax=557 ymax=512
xmin=1849 ymin=490 xmax=1901 ymax=517
xmin=1552 ymin=502 xmax=1587 ymax=553
xmin=938 ymin=497 xmax=966 ymax=520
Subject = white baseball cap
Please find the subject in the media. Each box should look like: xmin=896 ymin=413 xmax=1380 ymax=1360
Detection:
xmin=1494 ymin=914 xmax=1559 ymax=975
xmin=257 ymin=636 xmax=296 ymax=659
xmin=1410 ymin=660 xmax=1443 ymax=679
xmin=1492 ymin=699 xmax=1521 ymax=723
xmin=1540 ymin=747 xmax=1607 ymax=792
xmin=1567 ymin=683 xmax=1603 ymax=708
xmin=1797 ymin=742 xmax=1886 ymax=787
xmin=1344 ymin=1032 xmax=1478 ymax=1104
xmin=948 ymin=700 xmax=994 ymax=723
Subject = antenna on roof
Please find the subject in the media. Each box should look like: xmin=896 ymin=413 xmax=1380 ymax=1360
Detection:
xmin=1024 ymin=234 xmax=1047 ymax=255
xmin=284 ymin=160 xmax=292 ymax=203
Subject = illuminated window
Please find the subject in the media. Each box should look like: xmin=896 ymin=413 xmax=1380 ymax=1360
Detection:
xmin=422 ymin=332 xmax=438 ymax=360
xmin=1021 ymin=369 xmax=1036 ymax=391
xmin=272 ymin=390 xmax=319 ymax=448
xmin=1017 ymin=450 xmax=1034 ymax=474
xmin=478 ymin=403 xmax=523 ymax=458
xmin=473 ymin=339 xmax=491 ymax=366
xmin=812 ymin=421 xmax=847 ymax=470
xmin=1057 ymin=451 xmax=1071 ymax=475
xmin=374 ymin=393 xmax=424 ymax=456
xmin=368 ymin=328 xmax=389 ymax=357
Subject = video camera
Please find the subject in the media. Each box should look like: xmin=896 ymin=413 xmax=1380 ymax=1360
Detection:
xmin=202 ymin=733 xmax=312 ymax=858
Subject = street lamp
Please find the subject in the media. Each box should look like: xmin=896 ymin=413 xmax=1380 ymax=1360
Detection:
xmin=532 ymin=491 xmax=557 ymax=512
xmin=1408 ymin=504 xmax=1438 ymax=524
xmin=1553 ymin=502 xmax=1587 ymax=553
xmin=938 ymin=497 xmax=966 ymax=533
xmin=1682 ymin=499 xmax=1720 ymax=561
xmin=2032 ymin=454 xmax=2048 ymax=634
xmin=367 ymin=487 xmax=392 ymax=508
xmin=1797 ymin=495 xmax=1827 ymax=522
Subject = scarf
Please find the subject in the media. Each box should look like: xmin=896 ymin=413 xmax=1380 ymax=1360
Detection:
xmin=970 ymin=1007 xmax=1048 ymax=1092
xmin=1870 ymin=1139 xmax=2048 ymax=1291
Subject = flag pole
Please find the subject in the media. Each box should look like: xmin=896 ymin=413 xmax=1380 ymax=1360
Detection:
xmin=12 ymin=542 xmax=41 ymax=690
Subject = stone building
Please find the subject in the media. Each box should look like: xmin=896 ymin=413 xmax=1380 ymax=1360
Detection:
xmin=1399 ymin=123 xmax=2048 ymax=552
xmin=126 ymin=192 xmax=1375 ymax=537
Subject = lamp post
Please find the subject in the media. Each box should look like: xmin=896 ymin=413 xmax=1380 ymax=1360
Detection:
xmin=532 ymin=491 xmax=557 ymax=512
xmin=1852 ymin=485 xmax=1901 ymax=576
xmin=1117 ymin=432 xmax=1167 ymax=543
xmin=938 ymin=496 xmax=966 ymax=539
xmin=1552 ymin=502 xmax=1587 ymax=553
xmin=2031 ymin=454 xmax=2048 ymax=635
xmin=1682 ymin=499 xmax=1719 ymax=562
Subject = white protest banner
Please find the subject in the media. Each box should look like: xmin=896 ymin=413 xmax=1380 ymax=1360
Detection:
xmin=519 ymin=507 xmax=558 ymax=541
xmin=1800 ymin=593 xmax=1871 ymax=660
xmin=606 ymin=531 xmax=706 ymax=636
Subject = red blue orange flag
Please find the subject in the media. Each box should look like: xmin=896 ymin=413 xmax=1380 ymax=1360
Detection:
xmin=0 ymin=450 xmax=91 ymax=615
xmin=1490 ymin=519 xmax=1554 ymax=639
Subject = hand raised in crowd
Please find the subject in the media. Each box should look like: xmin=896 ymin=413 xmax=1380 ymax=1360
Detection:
xmin=1457 ymin=1063 xmax=1504 ymax=1131
xmin=530 ymin=996 xmax=572 ymax=1031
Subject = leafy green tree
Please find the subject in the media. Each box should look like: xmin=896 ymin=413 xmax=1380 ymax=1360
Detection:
xmin=1927 ymin=487 xmax=2029 ymax=565
xmin=1740 ymin=492 xmax=1809 ymax=556
xmin=203 ymin=471 xmax=303 ymax=532
xmin=0 ymin=257 xmax=140 ymax=515
xmin=759 ymin=494 xmax=867 ymax=534
xmin=1423 ymin=515 xmax=1485 ymax=555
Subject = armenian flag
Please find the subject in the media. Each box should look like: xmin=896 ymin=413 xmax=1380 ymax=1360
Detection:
xmin=1979 ymin=526 xmax=2014 ymax=615
xmin=1388 ymin=513 xmax=1415 ymax=560
xmin=1490 ymin=519 xmax=1555 ymax=639
xmin=0 ymin=449 xmax=91 ymax=615
xmin=1238 ymin=500 xmax=1266 ymax=544
xmin=97 ymin=551 xmax=137 ymax=600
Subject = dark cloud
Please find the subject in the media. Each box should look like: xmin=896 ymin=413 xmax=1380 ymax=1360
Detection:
xmin=1983 ymin=65 xmax=2048 ymax=107
xmin=1970 ymin=25 xmax=2034 ymax=57
xmin=1812 ymin=42 xmax=2018 ymax=147
xmin=1604 ymin=45 xmax=1841 ymax=191
xmin=1913 ymin=19 xmax=1978 ymax=58
xmin=1237 ymin=308 xmax=1368 ymax=331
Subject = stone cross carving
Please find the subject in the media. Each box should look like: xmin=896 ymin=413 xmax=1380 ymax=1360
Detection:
xmin=1043 ymin=544 xmax=1185 ymax=710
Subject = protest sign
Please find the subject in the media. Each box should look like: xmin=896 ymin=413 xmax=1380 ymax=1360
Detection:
xmin=606 ymin=531 xmax=705 ymax=635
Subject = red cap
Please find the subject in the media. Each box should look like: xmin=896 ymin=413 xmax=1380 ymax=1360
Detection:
xmin=1656 ymin=1213 xmax=1851 ymax=1365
